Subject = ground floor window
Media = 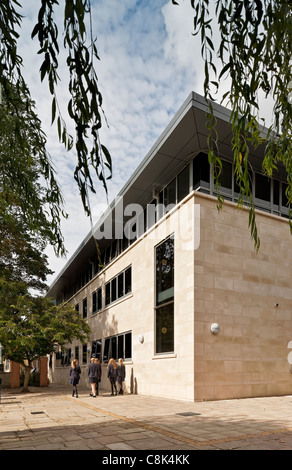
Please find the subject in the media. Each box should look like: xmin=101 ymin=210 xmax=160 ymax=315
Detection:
xmin=103 ymin=331 xmax=132 ymax=362
xmin=91 ymin=339 xmax=102 ymax=361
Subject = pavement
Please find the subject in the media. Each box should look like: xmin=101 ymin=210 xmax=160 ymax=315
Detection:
xmin=0 ymin=384 xmax=292 ymax=454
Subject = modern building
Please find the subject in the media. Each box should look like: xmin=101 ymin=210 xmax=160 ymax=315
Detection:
xmin=46 ymin=92 xmax=292 ymax=401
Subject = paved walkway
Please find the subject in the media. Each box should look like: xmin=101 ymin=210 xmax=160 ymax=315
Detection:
xmin=0 ymin=384 xmax=292 ymax=451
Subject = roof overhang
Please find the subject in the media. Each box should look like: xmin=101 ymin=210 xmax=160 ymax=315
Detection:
xmin=46 ymin=91 xmax=272 ymax=300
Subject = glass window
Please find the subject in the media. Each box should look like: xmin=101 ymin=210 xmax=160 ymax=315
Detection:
xmin=156 ymin=236 xmax=174 ymax=306
xmin=177 ymin=165 xmax=189 ymax=202
xmin=193 ymin=152 xmax=210 ymax=189
xmin=74 ymin=346 xmax=79 ymax=362
xmin=155 ymin=303 xmax=174 ymax=354
xmin=282 ymin=183 xmax=289 ymax=207
xmin=164 ymin=178 xmax=176 ymax=208
xmin=91 ymin=339 xmax=102 ymax=361
xmin=255 ymin=173 xmax=271 ymax=202
xmin=155 ymin=235 xmax=174 ymax=354
xmin=92 ymin=291 xmax=97 ymax=314
xmin=125 ymin=332 xmax=132 ymax=359
xmin=125 ymin=267 xmax=132 ymax=295
xmin=273 ymin=179 xmax=280 ymax=206
xmin=118 ymin=272 xmax=124 ymax=298
xmin=97 ymin=287 xmax=102 ymax=311
xmin=111 ymin=277 xmax=117 ymax=302
xmin=105 ymin=282 xmax=111 ymax=306
xmin=82 ymin=298 xmax=87 ymax=318
xmin=218 ymin=160 xmax=232 ymax=192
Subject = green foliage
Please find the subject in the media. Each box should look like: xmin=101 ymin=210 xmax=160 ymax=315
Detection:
xmin=173 ymin=0 xmax=292 ymax=249
xmin=0 ymin=0 xmax=112 ymax=231
xmin=0 ymin=294 xmax=91 ymax=369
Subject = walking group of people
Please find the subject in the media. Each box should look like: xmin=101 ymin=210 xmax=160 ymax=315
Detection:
xmin=69 ymin=356 xmax=126 ymax=398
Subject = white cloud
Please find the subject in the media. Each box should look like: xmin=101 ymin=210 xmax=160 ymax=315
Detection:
xmin=15 ymin=0 xmax=274 ymax=289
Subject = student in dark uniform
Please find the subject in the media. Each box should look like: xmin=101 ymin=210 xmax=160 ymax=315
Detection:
xmin=69 ymin=359 xmax=81 ymax=398
xmin=87 ymin=356 xmax=100 ymax=397
xmin=117 ymin=358 xmax=126 ymax=395
xmin=107 ymin=358 xmax=118 ymax=395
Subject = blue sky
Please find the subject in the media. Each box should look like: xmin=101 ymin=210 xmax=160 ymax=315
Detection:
xmin=18 ymin=0 xmax=272 ymax=287
xmin=17 ymin=0 xmax=204 ymax=285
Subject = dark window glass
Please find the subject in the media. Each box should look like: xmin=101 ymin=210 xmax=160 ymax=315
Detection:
xmin=97 ymin=287 xmax=102 ymax=311
xmin=105 ymin=282 xmax=111 ymax=306
xmin=111 ymin=277 xmax=117 ymax=302
xmin=125 ymin=267 xmax=132 ymax=294
xmin=118 ymin=335 xmax=124 ymax=359
xmin=273 ymin=179 xmax=279 ymax=206
xmin=193 ymin=152 xmax=210 ymax=189
xmin=92 ymin=291 xmax=97 ymax=313
xmin=282 ymin=183 xmax=289 ymax=207
xmin=155 ymin=303 xmax=174 ymax=354
xmin=118 ymin=272 xmax=124 ymax=298
xmin=103 ymin=338 xmax=110 ymax=362
xmin=91 ymin=339 xmax=102 ymax=361
xmin=82 ymin=298 xmax=87 ymax=318
xmin=111 ymin=336 xmax=117 ymax=360
xmin=164 ymin=178 xmax=176 ymax=208
xmin=125 ymin=333 xmax=132 ymax=359
xmin=156 ymin=236 xmax=174 ymax=306
xmin=255 ymin=173 xmax=271 ymax=202
xmin=177 ymin=165 xmax=189 ymax=202
xmin=218 ymin=160 xmax=232 ymax=190
xmin=75 ymin=346 xmax=79 ymax=362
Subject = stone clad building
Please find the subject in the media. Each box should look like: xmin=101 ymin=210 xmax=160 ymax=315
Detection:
xmin=46 ymin=92 xmax=292 ymax=401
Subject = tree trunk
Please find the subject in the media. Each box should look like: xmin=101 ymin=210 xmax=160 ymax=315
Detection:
xmin=21 ymin=365 xmax=32 ymax=393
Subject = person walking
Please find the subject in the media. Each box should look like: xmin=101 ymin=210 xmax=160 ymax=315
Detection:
xmin=107 ymin=358 xmax=118 ymax=395
xmin=69 ymin=359 xmax=81 ymax=398
xmin=94 ymin=357 xmax=102 ymax=395
xmin=117 ymin=358 xmax=126 ymax=395
xmin=87 ymin=356 xmax=100 ymax=397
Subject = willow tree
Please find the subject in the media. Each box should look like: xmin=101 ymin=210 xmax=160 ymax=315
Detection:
xmin=0 ymin=0 xmax=112 ymax=256
xmin=173 ymin=0 xmax=292 ymax=249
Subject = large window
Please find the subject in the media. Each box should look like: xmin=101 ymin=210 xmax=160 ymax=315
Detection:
xmin=155 ymin=235 xmax=174 ymax=354
xmin=103 ymin=331 xmax=132 ymax=362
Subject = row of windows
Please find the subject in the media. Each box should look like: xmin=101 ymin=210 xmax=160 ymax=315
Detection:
xmin=56 ymin=331 xmax=132 ymax=366
xmin=76 ymin=266 xmax=132 ymax=318
xmin=64 ymin=152 xmax=290 ymax=302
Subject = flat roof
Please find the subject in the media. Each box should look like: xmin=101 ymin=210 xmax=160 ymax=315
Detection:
xmin=46 ymin=91 xmax=270 ymax=299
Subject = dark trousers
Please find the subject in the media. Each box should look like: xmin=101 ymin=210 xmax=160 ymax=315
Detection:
xmin=110 ymin=378 xmax=117 ymax=395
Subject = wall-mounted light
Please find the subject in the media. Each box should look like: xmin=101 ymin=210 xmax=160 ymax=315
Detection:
xmin=210 ymin=323 xmax=220 ymax=335
xmin=138 ymin=334 xmax=144 ymax=344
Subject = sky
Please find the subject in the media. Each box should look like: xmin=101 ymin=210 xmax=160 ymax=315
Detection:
xmin=16 ymin=0 xmax=273 ymax=289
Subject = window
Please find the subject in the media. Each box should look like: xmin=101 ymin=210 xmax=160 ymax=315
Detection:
xmin=177 ymin=165 xmax=190 ymax=202
xmin=74 ymin=346 xmax=79 ymax=362
xmin=92 ymin=287 xmax=102 ymax=314
xmin=105 ymin=266 xmax=132 ymax=306
xmin=82 ymin=298 xmax=87 ymax=318
xmin=218 ymin=160 xmax=232 ymax=194
xmin=255 ymin=173 xmax=271 ymax=204
xmin=155 ymin=235 xmax=174 ymax=354
xmin=164 ymin=178 xmax=176 ymax=209
xmin=91 ymin=339 xmax=102 ymax=361
xmin=103 ymin=332 xmax=132 ymax=362
xmin=156 ymin=236 xmax=174 ymax=306
xmin=193 ymin=152 xmax=210 ymax=190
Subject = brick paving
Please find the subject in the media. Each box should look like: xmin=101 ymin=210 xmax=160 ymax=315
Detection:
xmin=0 ymin=385 xmax=292 ymax=451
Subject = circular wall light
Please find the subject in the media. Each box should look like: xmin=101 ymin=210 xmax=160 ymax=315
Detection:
xmin=210 ymin=323 xmax=220 ymax=335
xmin=138 ymin=334 xmax=144 ymax=344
